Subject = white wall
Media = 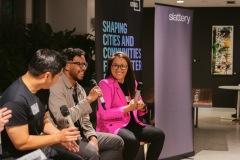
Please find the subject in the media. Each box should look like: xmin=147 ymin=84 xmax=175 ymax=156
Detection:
xmin=46 ymin=0 xmax=94 ymax=35
xmin=87 ymin=0 xmax=95 ymax=34
xmin=25 ymin=0 xmax=32 ymax=23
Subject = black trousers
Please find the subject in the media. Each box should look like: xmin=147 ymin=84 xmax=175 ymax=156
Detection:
xmin=41 ymin=144 xmax=83 ymax=160
xmin=118 ymin=125 xmax=165 ymax=160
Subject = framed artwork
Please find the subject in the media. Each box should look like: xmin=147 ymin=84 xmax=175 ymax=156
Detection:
xmin=211 ymin=26 xmax=233 ymax=75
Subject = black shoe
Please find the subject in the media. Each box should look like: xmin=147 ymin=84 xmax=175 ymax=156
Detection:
xmin=232 ymin=113 xmax=237 ymax=118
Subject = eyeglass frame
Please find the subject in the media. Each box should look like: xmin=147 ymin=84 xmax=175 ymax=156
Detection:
xmin=68 ymin=62 xmax=88 ymax=68
xmin=111 ymin=64 xmax=128 ymax=70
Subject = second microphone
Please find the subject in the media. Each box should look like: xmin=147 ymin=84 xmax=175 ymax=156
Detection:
xmin=90 ymin=79 xmax=106 ymax=110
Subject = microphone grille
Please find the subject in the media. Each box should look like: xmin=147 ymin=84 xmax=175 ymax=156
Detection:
xmin=137 ymin=82 xmax=143 ymax=90
xmin=60 ymin=105 xmax=70 ymax=117
xmin=90 ymin=79 xmax=97 ymax=87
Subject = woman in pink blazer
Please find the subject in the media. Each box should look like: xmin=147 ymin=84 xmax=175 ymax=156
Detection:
xmin=96 ymin=52 xmax=165 ymax=160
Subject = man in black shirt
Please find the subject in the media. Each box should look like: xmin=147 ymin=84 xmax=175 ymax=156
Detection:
xmin=0 ymin=49 xmax=83 ymax=160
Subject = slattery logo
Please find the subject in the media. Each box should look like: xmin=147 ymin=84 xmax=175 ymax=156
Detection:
xmin=169 ymin=13 xmax=191 ymax=24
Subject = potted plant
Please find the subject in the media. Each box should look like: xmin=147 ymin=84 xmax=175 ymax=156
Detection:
xmin=0 ymin=23 xmax=95 ymax=94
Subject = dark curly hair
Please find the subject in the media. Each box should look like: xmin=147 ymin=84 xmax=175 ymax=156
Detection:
xmin=62 ymin=48 xmax=86 ymax=61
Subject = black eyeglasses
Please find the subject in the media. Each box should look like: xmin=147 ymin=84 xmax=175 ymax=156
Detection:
xmin=69 ymin=62 xmax=88 ymax=68
xmin=111 ymin=64 xmax=128 ymax=70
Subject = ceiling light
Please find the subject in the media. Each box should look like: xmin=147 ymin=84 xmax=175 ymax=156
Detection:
xmin=177 ymin=1 xmax=184 ymax=3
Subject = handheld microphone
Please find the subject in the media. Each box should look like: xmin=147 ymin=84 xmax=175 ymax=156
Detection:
xmin=90 ymin=79 xmax=106 ymax=110
xmin=134 ymin=82 xmax=143 ymax=101
xmin=60 ymin=105 xmax=82 ymax=141
xmin=60 ymin=105 xmax=75 ymax=127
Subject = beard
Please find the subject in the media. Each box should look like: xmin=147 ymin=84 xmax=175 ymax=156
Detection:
xmin=70 ymin=70 xmax=84 ymax=81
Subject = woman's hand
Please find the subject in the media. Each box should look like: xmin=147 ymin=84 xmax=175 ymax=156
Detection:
xmin=137 ymin=100 xmax=146 ymax=111
xmin=124 ymin=99 xmax=138 ymax=113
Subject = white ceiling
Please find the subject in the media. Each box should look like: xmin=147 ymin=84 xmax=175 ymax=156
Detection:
xmin=144 ymin=0 xmax=240 ymax=7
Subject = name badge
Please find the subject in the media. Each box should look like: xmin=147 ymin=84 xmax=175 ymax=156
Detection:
xmin=30 ymin=103 xmax=39 ymax=115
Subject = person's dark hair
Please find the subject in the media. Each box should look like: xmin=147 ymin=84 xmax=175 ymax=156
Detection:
xmin=62 ymin=48 xmax=86 ymax=61
xmin=106 ymin=51 xmax=136 ymax=97
xmin=28 ymin=49 xmax=66 ymax=77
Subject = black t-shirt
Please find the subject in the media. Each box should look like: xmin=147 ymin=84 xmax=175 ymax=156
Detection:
xmin=0 ymin=77 xmax=46 ymax=158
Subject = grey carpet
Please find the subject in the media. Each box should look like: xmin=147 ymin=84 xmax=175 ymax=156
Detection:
xmin=193 ymin=116 xmax=236 ymax=153
xmin=194 ymin=128 xmax=228 ymax=153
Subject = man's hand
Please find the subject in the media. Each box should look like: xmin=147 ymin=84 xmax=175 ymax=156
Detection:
xmin=56 ymin=127 xmax=80 ymax=142
xmin=86 ymin=86 xmax=102 ymax=104
xmin=88 ymin=136 xmax=99 ymax=151
xmin=0 ymin=107 xmax=12 ymax=131
xmin=61 ymin=141 xmax=79 ymax=152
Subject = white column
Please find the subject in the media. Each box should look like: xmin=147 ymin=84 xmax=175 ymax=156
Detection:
xmin=25 ymin=0 xmax=32 ymax=24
